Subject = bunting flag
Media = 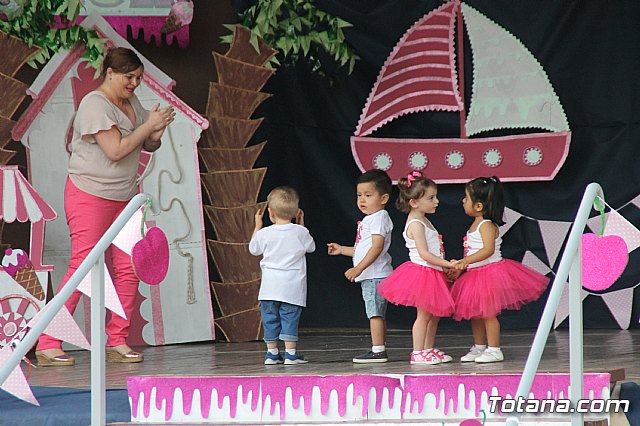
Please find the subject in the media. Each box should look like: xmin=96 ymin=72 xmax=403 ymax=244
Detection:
xmin=601 ymin=288 xmax=635 ymax=329
xmin=538 ymin=220 xmax=572 ymax=267
xmin=111 ymin=208 xmax=144 ymax=256
xmin=0 ymin=346 xmax=38 ymax=405
xmin=602 ymin=210 xmax=640 ymax=253
xmin=630 ymin=194 xmax=640 ymax=209
xmin=554 ymin=282 xmax=589 ymax=329
xmin=499 ymin=207 xmax=522 ymax=236
xmin=77 ymin=269 xmax=126 ymax=319
xmin=521 ymin=251 xmax=552 ymax=276
xmin=586 ymin=212 xmax=607 ymax=236
xmin=28 ymin=304 xmax=90 ymax=350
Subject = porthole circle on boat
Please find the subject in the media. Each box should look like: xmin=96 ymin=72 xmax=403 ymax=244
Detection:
xmin=445 ymin=150 xmax=464 ymax=169
xmin=523 ymin=146 xmax=543 ymax=166
xmin=408 ymin=151 xmax=428 ymax=170
xmin=373 ymin=152 xmax=393 ymax=171
xmin=482 ymin=148 xmax=502 ymax=168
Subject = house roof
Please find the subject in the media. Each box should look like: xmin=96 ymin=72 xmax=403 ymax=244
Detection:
xmin=0 ymin=166 xmax=57 ymax=223
xmin=12 ymin=13 xmax=208 ymax=141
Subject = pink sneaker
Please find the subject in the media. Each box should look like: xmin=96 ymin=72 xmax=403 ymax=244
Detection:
xmin=410 ymin=351 xmax=439 ymax=365
xmin=428 ymin=348 xmax=453 ymax=363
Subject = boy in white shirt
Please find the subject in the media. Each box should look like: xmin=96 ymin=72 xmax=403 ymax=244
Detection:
xmin=327 ymin=170 xmax=393 ymax=363
xmin=249 ymin=187 xmax=316 ymax=365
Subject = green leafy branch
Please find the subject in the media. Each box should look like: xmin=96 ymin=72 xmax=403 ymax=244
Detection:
xmin=222 ymin=0 xmax=359 ymax=77
xmin=0 ymin=0 xmax=106 ymax=69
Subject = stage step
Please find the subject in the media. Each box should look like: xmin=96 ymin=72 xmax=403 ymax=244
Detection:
xmin=126 ymin=372 xmax=615 ymax=424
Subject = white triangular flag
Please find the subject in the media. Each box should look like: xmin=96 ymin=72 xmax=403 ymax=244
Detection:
xmin=603 ymin=210 xmax=640 ymax=253
xmin=111 ymin=208 xmax=144 ymax=256
xmin=522 ymin=251 xmax=552 ymax=276
xmin=538 ymin=220 xmax=572 ymax=266
xmin=28 ymin=304 xmax=90 ymax=350
xmin=499 ymin=207 xmax=522 ymax=236
xmin=0 ymin=346 xmax=39 ymax=405
xmin=586 ymin=211 xmax=608 ymax=236
xmin=77 ymin=269 xmax=126 ymax=319
xmin=630 ymin=194 xmax=640 ymax=209
xmin=601 ymin=288 xmax=634 ymax=329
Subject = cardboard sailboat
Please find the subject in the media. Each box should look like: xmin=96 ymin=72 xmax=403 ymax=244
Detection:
xmin=351 ymin=1 xmax=571 ymax=183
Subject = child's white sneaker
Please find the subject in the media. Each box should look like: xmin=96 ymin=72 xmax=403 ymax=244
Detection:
xmin=474 ymin=348 xmax=504 ymax=363
xmin=428 ymin=348 xmax=452 ymax=363
xmin=410 ymin=351 xmax=439 ymax=365
xmin=460 ymin=346 xmax=484 ymax=362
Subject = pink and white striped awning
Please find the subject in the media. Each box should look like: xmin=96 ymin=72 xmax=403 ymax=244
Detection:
xmin=0 ymin=166 xmax=57 ymax=223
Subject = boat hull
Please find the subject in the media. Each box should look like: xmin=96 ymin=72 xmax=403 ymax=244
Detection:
xmin=350 ymin=132 xmax=571 ymax=184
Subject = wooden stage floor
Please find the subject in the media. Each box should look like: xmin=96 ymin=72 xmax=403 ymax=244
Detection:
xmin=20 ymin=328 xmax=638 ymax=389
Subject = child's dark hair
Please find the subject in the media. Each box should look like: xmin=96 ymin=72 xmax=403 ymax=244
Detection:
xmin=465 ymin=176 xmax=505 ymax=226
xmin=357 ymin=169 xmax=392 ymax=197
xmin=396 ymin=171 xmax=437 ymax=213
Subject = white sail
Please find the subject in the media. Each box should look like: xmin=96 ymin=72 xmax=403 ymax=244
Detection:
xmin=461 ymin=3 xmax=569 ymax=136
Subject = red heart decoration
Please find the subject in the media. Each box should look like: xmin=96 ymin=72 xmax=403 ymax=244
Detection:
xmin=581 ymin=233 xmax=628 ymax=291
xmin=131 ymin=227 xmax=169 ymax=285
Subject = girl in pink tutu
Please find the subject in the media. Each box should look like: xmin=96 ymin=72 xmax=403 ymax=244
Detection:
xmin=379 ymin=171 xmax=456 ymax=365
xmin=450 ymin=177 xmax=549 ymax=363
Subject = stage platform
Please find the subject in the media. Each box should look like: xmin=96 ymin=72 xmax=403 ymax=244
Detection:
xmin=16 ymin=329 xmax=638 ymax=425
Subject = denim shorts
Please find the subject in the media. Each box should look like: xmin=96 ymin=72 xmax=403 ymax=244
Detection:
xmin=360 ymin=278 xmax=388 ymax=319
xmin=260 ymin=300 xmax=303 ymax=342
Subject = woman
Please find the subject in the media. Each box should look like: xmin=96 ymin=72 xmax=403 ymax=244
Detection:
xmin=35 ymin=47 xmax=175 ymax=366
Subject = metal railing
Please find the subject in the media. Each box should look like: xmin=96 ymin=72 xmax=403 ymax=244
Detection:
xmin=506 ymin=182 xmax=604 ymax=426
xmin=0 ymin=192 xmax=154 ymax=426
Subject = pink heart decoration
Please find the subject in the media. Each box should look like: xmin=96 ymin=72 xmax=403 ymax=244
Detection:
xmin=460 ymin=420 xmax=482 ymax=426
xmin=131 ymin=227 xmax=169 ymax=285
xmin=581 ymin=233 xmax=628 ymax=291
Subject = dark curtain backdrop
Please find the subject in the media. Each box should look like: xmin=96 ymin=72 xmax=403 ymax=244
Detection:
xmin=129 ymin=0 xmax=640 ymax=332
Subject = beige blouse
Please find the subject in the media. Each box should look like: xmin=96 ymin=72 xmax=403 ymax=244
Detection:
xmin=68 ymin=90 xmax=149 ymax=201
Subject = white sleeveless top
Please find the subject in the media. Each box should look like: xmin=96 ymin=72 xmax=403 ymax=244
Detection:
xmin=464 ymin=219 xmax=502 ymax=269
xmin=404 ymin=218 xmax=444 ymax=271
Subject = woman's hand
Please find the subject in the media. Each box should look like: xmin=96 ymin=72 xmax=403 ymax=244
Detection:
xmin=147 ymin=104 xmax=176 ymax=140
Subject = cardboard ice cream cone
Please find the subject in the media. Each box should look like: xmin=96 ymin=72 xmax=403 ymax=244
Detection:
xmin=14 ymin=265 xmax=44 ymax=301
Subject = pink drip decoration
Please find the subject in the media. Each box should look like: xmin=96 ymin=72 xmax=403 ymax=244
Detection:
xmin=402 ymin=373 xmax=609 ymax=417
xmin=127 ymin=373 xmax=609 ymax=421
xmin=260 ymin=375 xmax=401 ymax=420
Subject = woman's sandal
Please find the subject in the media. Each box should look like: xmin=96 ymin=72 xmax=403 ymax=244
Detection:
xmin=35 ymin=350 xmax=75 ymax=367
xmin=106 ymin=347 xmax=144 ymax=363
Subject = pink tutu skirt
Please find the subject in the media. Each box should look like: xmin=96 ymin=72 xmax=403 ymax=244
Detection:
xmin=451 ymin=259 xmax=549 ymax=320
xmin=378 ymin=261 xmax=455 ymax=317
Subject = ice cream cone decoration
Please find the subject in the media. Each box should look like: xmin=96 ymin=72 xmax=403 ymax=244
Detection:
xmin=2 ymin=248 xmax=44 ymax=301
xmin=161 ymin=0 xmax=194 ymax=34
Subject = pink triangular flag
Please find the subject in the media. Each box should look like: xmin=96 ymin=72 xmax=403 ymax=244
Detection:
xmin=499 ymin=207 xmax=522 ymax=236
xmin=0 ymin=346 xmax=39 ymax=405
xmin=28 ymin=304 xmax=90 ymax=350
xmin=601 ymin=288 xmax=634 ymax=329
xmin=522 ymin=251 xmax=552 ymax=276
xmin=603 ymin=210 xmax=640 ymax=253
xmin=586 ymin=211 xmax=608 ymax=235
xmin=554 ymin=282 xmax=570 ymax=329
xmin=539 ymin=220 xmax=572 ymax=266
xmin=111 ymin=208 xmax=144 ymax=256
xmin=77 ymin=268 xmax=126 ymax=319
xmin=630 ymin=194 xmax=640 ymax=209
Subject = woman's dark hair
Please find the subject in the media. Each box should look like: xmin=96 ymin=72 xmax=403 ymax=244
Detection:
xmin=102 ymin=47 xmax=143 ymax=77
xmin=396 ymin=171 xmax=437 ymax=213
xmin=466 ymin=176 xmax=505 ymax=226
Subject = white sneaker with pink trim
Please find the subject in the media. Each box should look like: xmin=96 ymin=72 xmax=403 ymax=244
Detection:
xmin=428 ymin=348 xmax=453 ymax=363
xmin=410 ymin=351 xmax=439 ymax=365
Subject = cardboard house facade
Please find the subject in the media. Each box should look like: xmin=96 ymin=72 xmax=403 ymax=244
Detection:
xmin=12 ymin=14 xmax=214 ymax=346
